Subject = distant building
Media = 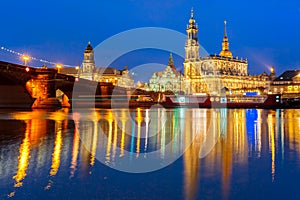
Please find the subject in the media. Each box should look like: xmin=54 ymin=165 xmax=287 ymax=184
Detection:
xmin=183 ymin=9 xmax=271 ymax=95
xmin=117 ymin=67 xmax=135 ymax=88
xmin=94 ymin=67 xmax=134 ymax=88
xmin=60 ymin=67 xmax=80 ymax=77
xmin=79 ymin=42 xmax=134 ymax=88
xmin=148 ymin=53 xmax=186 ymax=93
xmin=81 ymin=42 xmax=95 ymax=80
xmin=270 ymin=70 xmax=300 ymax=94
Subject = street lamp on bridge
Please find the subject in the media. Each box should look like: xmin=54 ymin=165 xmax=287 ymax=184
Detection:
xmin=21 ymin=55 xmax=30 ymax=66
xmin=56 ymin=64 xmax=63 ymax=73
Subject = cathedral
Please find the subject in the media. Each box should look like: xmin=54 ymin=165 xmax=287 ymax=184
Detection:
xmin=183 ymin=9 xmax=271 ymax=95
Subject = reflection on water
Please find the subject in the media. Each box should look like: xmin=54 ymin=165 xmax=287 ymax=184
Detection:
xmin=13 ymin=122 xmax=30 ymax=188
xmin=1 ymin=108 xmax=300 ymax=199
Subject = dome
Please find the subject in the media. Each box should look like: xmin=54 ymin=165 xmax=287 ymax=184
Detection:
xmin=85 ymin=42 xmax=93 ymax=53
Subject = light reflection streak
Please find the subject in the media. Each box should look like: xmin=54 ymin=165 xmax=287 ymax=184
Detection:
xmin=256 ymin=109 xmax=262 ymax=157
xmin=70 ymin=117 xmax=80 ymax=178
xmin=268 ymin=113 xmax=275 ymax=182
xmin=90 ymin=120 xmax=99 ymax=166
xmin=112 ymin=121 xmax=118 ymax=161
xmin=144 ymin=109 xmax=150 ymax=153
xmin=13 ymin=121 xmax=31 ymax=188
xmin=136 ymin=108 xmax=142 ymax=157
xmin=160 ymin=109 xmax=166 ymax=159
xmin=120 ymin=109 xmax=127 ymax=157
xmin=120 ymin=120 xmax=126 ymax=157
xmin=45 ymin=121 xmax=63 ymax=190
xmin=281 ymin=110 xmax=284 ymax=160
xmin=50 ymin=122 xmax=63 ymax=176
xmin=105 ymin=115 xmax=113 ymax=164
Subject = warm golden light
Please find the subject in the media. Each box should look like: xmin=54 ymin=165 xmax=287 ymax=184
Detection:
xmin=22 ymin=55 xmax=30 ymax=61
xmin=50 ymin=122 xmax=63 ymax=176
xmin=13 ymin=124 xmax=31 ymax=187
xmin=268 ymin=113 xmax=276 ymax=182
xmin=56 ymin=64 xmax=62 ymax=69
xmin=120 ymin=120 xmax=126 ymax=157
xmin=21 ymin=55 xmax=30 ymax=66
xmin=105 ymin=113 xmax=113 ymax=164
xmin=70 ymin=125 xmax=80 ymax=178
xmin=269 ymin=66 xmax=275 ymax=73
xmin=90 ymin=120 xmax=99 ymax=166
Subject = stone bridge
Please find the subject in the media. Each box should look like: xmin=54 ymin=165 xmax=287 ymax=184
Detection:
xmin=0 ymin=60 xmax=123 ymax=108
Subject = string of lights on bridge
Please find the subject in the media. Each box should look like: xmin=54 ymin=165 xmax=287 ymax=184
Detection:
xmin=0 ymin=46 xmax=78 ymax=68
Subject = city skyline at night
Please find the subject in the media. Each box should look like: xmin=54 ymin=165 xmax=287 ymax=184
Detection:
xmin=0 ymin=0 xmax=299 ymax=75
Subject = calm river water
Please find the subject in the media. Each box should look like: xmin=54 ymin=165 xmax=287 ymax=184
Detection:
xmin=1 ymin=108 xmax=300 ymax=200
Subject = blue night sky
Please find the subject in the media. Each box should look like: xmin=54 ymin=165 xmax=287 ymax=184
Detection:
xmin=0 ymin=0 xmax=299 ymax=76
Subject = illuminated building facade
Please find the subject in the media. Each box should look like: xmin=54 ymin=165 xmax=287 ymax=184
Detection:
xmin=116 ymin=67 xmax=135 ymax=88
xmin=79 ymin=42 xmax=134 ymax=88
xmin=81 ymin=42 xmax=95 ymax=81
xmin=270 ymin=70 xmax=300 ymax=94
xmin=148 ymin=54 xmax=186 ymax=93
xmin=94 ymin=67 xmax=134 ymax=88
xmin=183 ymin=9 xmax=271 ymax=95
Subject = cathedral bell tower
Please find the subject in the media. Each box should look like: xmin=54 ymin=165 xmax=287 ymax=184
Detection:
xmin=82 ymin=42 xmax=95 ymax=80
xmin=185 ymin=8 xmax=200 ymax=61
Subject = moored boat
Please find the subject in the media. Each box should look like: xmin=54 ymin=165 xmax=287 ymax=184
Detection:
xmin=163 ymin=94 xmax=282 ymax=108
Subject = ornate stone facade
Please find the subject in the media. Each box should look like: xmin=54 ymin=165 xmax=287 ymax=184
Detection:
xmin=149 ymin=54 xmax=186 ymax=93
xmin=183 ymin=9 xmax=271 ymax=95
xmin=81 ymin=42 xmax=95 ymax=80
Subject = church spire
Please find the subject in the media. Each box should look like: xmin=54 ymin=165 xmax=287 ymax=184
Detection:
xmin=185 ymin=8 xmax=199 ymax=60
xmin=168 ymin=53 xmax=175 ymax=69
xmin=219 ymin=20 xmax=233 ymax=58
xmin=188 ymin=8 xmax=196 ymax=28
xmin=224 ymin=20 xmax=227 ymax=37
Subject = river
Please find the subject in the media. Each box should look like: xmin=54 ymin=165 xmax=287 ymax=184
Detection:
xmin=0 ymin=108 xmax=300 ymax=199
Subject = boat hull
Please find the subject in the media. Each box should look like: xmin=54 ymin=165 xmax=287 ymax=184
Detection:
xmin=162 ymin=94 xmax=283 ymax=109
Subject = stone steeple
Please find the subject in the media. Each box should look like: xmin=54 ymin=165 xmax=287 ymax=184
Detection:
xmin=185 ymin=8 xmax=200 ymax=61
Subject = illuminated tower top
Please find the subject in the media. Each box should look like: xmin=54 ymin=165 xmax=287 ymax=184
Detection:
xmin=219 ymin=21 xmax=233 ymax=58
xmin=84 ymin=41 xmax=93 ymax=54
xmin=82 ymin=41 xmax=95 ymax=80
xmin=185 ymin=8 xmax=199 ymax=60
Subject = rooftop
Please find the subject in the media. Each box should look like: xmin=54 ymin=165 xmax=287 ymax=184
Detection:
xmin=273 ymin=70 xmax=300 ymax=81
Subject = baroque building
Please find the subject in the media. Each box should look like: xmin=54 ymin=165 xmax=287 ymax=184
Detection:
xmin=270 ymin=70 xmax=300 ymax=94
xmin=81 ymin=42 xmax=95 ymax=80
xmin=80 ymin=42 xmax=134 ymax=88
xmin=183 ymin=9 xmax=270 ymax=95
xmin=148 ymin=53 xmax=186 ymax=93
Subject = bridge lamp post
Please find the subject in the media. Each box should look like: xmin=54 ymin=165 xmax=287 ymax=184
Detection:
xmin=75 ymin=66 xmax=80 ymax=78
xmin=56 ymin=64 xmax=62 ymax=73
xmin=21 ymin=55 xmax=30 ymax=66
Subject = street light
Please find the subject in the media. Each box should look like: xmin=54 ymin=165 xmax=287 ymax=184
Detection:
xmin=56 ymin=64 xmax=62 ymax=73
xmin=21 ymin=55 xmax=30 ymax=66
xmin=75 ymin=65 xmax=80 ymax=78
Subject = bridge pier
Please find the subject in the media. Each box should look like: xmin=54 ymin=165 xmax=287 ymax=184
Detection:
xmin=26 ymin=74 xmax=62 ymax=109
